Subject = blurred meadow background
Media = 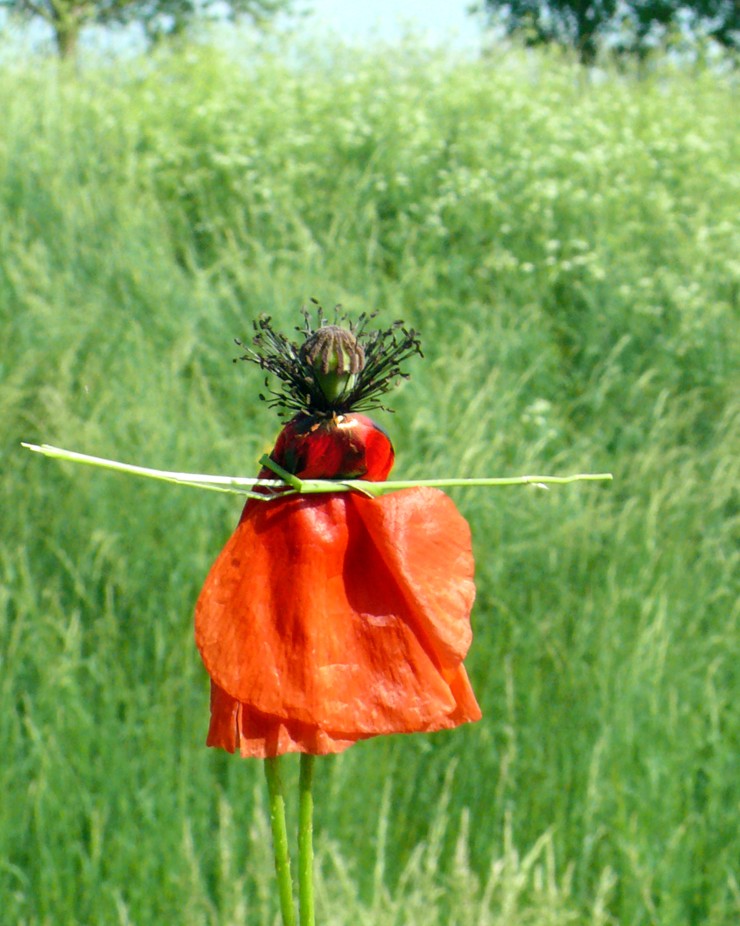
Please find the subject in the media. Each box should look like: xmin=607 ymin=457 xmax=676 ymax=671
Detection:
xmin=0 ymin=17 xmax=738 ymax=926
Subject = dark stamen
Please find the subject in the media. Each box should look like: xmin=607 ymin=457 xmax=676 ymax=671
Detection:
xmin=235 ymin=302 xmax=422 ymax=416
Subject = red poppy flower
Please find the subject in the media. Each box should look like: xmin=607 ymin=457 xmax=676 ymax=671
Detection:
xmin=195 ymin=310 xmax=481 ymax=757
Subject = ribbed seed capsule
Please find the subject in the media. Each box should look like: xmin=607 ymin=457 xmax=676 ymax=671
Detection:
xmin=299 ymin=325 xmax=365 ymax=402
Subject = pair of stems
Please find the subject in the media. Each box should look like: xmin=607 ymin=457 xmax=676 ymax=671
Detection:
xmin=21 ymin=443 xmax=614 ymax=500
xmin=264 ymin=754 xmax=315 ymax=926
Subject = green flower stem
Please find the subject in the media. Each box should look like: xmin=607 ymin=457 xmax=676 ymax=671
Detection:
xmin=259 ymin=454 xmax=305 ymax=492
xmin=298 ymin=755 xmax=316 ymax=926
xmin=264 ymin=758 xmax=296 ymax=926
xmin=22 ymin=443 xmax=613 ymax=497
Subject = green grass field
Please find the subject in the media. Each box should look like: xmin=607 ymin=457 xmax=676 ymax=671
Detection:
xmin=0 ymin=37 xmax=737 ymax=925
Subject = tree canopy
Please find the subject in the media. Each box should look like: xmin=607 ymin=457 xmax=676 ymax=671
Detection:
xmin=476 ymin=1 xmax=739 ymax=62
xmin=0 ymin=0 xmax=294 ymax=60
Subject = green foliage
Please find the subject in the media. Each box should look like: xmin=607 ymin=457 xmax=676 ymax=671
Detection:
xmin=476 ymin=1 xmax=739 ymax=62
xmin=124 ymin=0 xmax=296 ymax=46
xmin=0 ymin=0 xmax=295 ymax=59
xmin=0 ymin=40 xmax=738 ymax=925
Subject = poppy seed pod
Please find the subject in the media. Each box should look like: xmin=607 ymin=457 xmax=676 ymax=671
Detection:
xmin=300 ymin=325 xmax=365 ymax=404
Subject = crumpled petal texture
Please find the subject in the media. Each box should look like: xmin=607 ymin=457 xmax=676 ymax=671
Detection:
xmin=195 ymin=412 xmax=480 ymax=758
xmin=196 ymin=487 xmax=481 ymax=757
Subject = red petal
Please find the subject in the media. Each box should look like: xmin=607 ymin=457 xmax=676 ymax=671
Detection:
xmin=271 ymin=413 xmax=394 ymax=480
xmin=207 ymin=681 xmax=362 ymax=757
xmin=195 ymin=488 xmax=480 ymax=757
xmin=351 ymin=489 xmax=475 ymax=668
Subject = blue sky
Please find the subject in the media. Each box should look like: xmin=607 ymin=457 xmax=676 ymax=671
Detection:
xmin=302 ymin=0 xmax=485 ymax=50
